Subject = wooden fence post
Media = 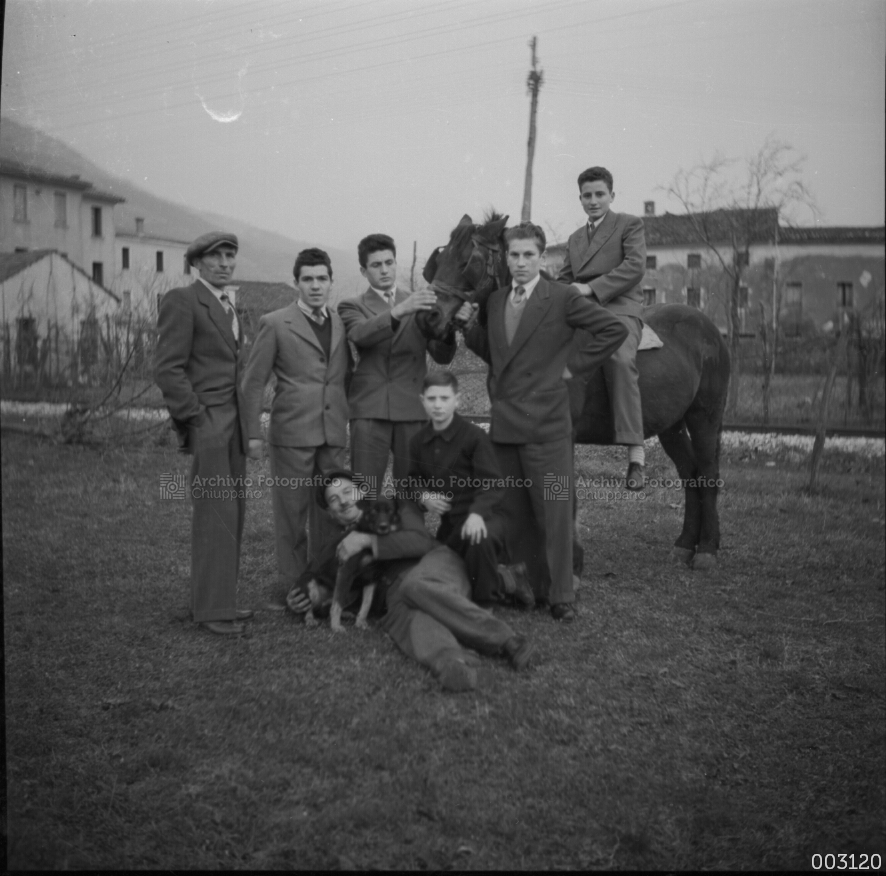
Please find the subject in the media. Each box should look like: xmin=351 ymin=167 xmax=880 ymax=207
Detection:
xmin=808 ymin=325 xmax=851 ymax=491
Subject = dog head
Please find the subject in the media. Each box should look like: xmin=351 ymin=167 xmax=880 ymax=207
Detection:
xmin=356 ymin=496 xmax=402 ymax=536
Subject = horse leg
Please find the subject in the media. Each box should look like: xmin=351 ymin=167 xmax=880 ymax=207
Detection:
xmin=684 ymin=408 xmax=723 ymax=571
xmin=657 ymin=422 xmax=702 ymax=565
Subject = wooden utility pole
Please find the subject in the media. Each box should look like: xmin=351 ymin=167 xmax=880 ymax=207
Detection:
xmin=521 ymin=36 xmax=543 ymax=222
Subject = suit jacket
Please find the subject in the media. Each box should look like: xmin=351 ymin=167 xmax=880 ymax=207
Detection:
xmin=338 ymin=288 xmax=457 ymax=421
xmin=464 ymin=276 xmax=628 ymax=444
xmin=155 ymin=280 xmax=248 ymax=453
xmin=241 ymin=303 xmax=351 ymax=447
xmin=557 ymin=210 xmax=646 ymax=319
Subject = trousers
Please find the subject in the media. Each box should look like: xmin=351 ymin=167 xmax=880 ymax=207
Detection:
xmin=189 ymin=401 xmax=245 ymax=622
xmin=381 ymin=546 xmax=515 ymax=677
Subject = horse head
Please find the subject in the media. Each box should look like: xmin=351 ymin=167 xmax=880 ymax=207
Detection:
xmin=416 ymin=211 xmax=509 ymax=338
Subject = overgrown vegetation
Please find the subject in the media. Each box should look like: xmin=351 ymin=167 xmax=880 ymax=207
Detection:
xmin=3 ymin=427 xmax=883 ymax=870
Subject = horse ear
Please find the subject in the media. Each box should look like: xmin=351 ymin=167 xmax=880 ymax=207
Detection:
xmin=490 ymin=214 xmax=509 ymax=236
xmin=457 ymin=214 xmax=473 ymax=227
xmin=422 ymin=247 xmax=440 ymax=284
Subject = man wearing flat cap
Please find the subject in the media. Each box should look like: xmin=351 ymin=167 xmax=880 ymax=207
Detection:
xmin=155 ymin=231 xmax=252 ymax=636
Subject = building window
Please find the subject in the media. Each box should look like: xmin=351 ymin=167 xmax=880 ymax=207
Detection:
xmin=735 ymin=250 xmax=750 ymax=268
xmin=645 ymin=255 xmax=657 ymax=270
xmin=92 ymin=262 xmax=104 ymax=286
xmin=122 ymin=290 xmax=132 ymax=311
xmin=13 ymin=185 xmax=28 ymax=222
xmin=122 ymin=247 xmax=130 ymax=270
xmin=686 ymin=287 xmax=700 ymax=308
xmin=642 ymin=288 xmax=657 ymax=307
xmin=136 ymin=217 xmax=144 ymax=235
xmin=837 ymin=282 xmax=854 ymax=309
xmin=156 ymin=251 xmax=164 ymax=272
xmin=687 ymin=253 xmax=701 ymax=269
xmin=14 ymin=247 xmax=28 ymax=253
xmin=644 ymin=201 xmax=655 ymax=216
xmin=91 ymin=206 xmax=103 ymax=238
xmin=54 ymin=192 xmax=67 ymax=228
xmin=738 ymin=285 xmax=749 ymax=309
xmin=782 ymin=281 xmax=803 ymax=335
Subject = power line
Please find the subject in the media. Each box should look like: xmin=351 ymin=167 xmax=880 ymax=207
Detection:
xmin=25 ymin=0 xmax=565 ymax=94
xmin=25 ymin=0 xmax=690 ymax=133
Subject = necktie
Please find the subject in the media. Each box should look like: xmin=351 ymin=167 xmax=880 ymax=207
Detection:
xmin=587 ymin=221 xmax=595 ymax=242
xmin=512 ymin=285 xmax=526 ymax=307
xmin=384 ymin=291 xmax=394 ymax=307
xmin=311 ymin=308 xmax=326 ymax=325
xmin=220 ymin=293 xmax=239 ymax=341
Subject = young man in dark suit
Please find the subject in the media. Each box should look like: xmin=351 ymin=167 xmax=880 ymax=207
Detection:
xmin=241 ymin=248 xmax=351 ymax=610
xmin=558 ymin=166 xmax=648 ymax=489
xmin=338 ymin=234 xmax=457 ymax=500
xmin=460 ymin=222 xmax=628 ymax=622
xmin=405 ymin=370 xmax=534 ymax=607
xmin=155 ymin=232 xmax=252 ymax=636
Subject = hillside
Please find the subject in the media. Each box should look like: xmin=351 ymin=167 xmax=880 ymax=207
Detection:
xmin=0 ymin=116 xmax=364 ymax=299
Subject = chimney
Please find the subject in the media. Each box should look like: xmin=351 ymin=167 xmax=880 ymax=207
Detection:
xmin=644 ymin=201 xmax=655 ymax=217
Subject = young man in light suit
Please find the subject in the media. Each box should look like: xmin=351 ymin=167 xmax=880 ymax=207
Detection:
xmin=241 ymin=248 xmax=352 ymax=610
xmin=338 ymin=233 xmax=457 ymax=500
xmin=155 ymin=232 xmax=252 ymax=636
xmin=558 ymin=166 xmax=648 ymax=490
xmin=460 ymin=223 xmax=628 ymax=622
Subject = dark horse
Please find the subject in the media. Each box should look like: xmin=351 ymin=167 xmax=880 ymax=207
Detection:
xmin=417 ymin=213 xmax=731 ymax=570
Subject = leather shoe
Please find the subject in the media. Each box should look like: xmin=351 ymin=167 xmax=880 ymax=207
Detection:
xmin=497 ymin=563 xmax=536 ymax=608
xmin=235 ymin=609 xmax=254 ymax=621
xmin=437 ymin=659 xmax=478 ymax=692
xmin=550 ymin=603 xmax=575 ymax=622
xmin=626 ymin=462 xmax=645 ymax=491
xmin=200 ymin=621 xmax=246 ymax=636
xmin=503 ymin=636 xmax=535 ymax=671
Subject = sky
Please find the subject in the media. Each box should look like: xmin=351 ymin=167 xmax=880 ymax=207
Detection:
xmin=2 ymin=0 xmax=884 ymax=264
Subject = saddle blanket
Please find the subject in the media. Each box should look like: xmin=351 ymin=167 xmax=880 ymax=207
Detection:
xmin=639 ymin=323 xmax=663 ymax=351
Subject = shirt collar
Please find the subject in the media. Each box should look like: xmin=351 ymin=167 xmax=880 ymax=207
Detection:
xmin=588 ymin=209 xmax=610 ymax=229
xmin=511 ymin=273 xmax=542 ymax=298
xmin=422 ymin=411 xmax=463 ymax=443
xmin=198 ymin=276 xmax=228 ymax=299
xmin=297 ymin=298 xmax=329 ymax=321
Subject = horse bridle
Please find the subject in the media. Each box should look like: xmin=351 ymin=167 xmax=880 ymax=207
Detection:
xmin=427 ymin=230 xmax=502 ymax=301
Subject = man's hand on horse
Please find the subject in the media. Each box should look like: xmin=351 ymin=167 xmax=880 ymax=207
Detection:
xmin=391 ymin=289 xmax=437 ymax=318
xmin=454 ymin=302 xmax=478 ymax=329
xmin=571 ymin=282 xmax=592 ymax=297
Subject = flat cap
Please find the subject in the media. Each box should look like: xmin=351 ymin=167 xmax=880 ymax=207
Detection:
xmin=186 ymin=231 xmax=239 ymax=265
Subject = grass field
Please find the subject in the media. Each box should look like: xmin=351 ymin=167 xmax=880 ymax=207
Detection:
xmin=3 ymin=429 xmax=885 ymax=870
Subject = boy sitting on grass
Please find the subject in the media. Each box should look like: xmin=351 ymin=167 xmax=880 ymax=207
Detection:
xmin=404 ymin=370 xmax=534 ymax=607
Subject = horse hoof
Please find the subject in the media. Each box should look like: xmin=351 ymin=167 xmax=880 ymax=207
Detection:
xmin=691 ymin=552 xmax=717 ymax=572
xmin=669 ymin=547 xmax=694 ymax=566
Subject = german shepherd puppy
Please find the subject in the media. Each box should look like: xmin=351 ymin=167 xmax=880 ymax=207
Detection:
xmin=329 ymin=496 xmax=401 ymax=633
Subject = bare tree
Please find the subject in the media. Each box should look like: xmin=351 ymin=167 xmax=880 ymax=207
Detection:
xmin=661 ymin=135 xmax=818 ymax=415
